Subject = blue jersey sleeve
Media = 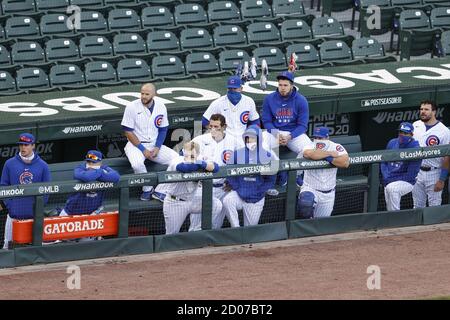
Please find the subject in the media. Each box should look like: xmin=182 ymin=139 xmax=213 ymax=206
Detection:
xmin=176 ymin=162 xmax=201 ymax=173
xmin=74 ymin=166 xmax=102 ymax=182
xmin=155 ymin=126 xmax=169 ymax=148
xmin=290 ymin=95 xmax=309 ymax=138
xmin=99 ymin=166 xmax=120 ymax=183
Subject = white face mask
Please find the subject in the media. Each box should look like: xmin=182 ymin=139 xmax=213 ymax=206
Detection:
xmin=86 ymin=163 xmax=101 ymax=169
xmin=246 ymin=142 xmax=257 ymax=151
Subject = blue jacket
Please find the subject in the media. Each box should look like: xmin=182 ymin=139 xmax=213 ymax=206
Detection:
xmin=261 ymin=87 xmax=309 ymax=138
xmin=381 ymin=138 xmax=421 ymax=186
xmin=63 ymin=164 xmax=120 ymax=215
xmin=226 ymin=126 xmax=276 ymax=203
xmin=0 ymin=153 xmax=51 ymax=219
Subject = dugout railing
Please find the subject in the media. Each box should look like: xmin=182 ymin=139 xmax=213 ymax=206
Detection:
xmin=0 ymin=144 xmax=450 ymax=268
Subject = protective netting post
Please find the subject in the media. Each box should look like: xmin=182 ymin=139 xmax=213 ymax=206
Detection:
xmin=368 ymin=163 xmax=380 ymax=212
xmin=118 ymin=187 xmax=129 ymax=238
xmin=201 ymin=179 xmax=213 ymax=230
xmin=32 ymin=195 xmax=45 ymax=246
xmin=285 ymin=170 xmax=298 ymax=221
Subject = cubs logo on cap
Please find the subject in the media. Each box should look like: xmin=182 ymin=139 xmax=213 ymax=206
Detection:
xmin=154 ymin=115 xmax=164 ymax=127
xmin=18 ymin=133 xmax=35 ymax=145
xmin=227 ymin=75 xmax=242 ymax=89
xmin=85 ymin=150 xmax=103 ymax=163
xmin=240 ymin=111 xmax=250 ymax=125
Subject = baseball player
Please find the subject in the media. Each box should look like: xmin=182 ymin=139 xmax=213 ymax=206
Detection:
xmin=59 ymin=150 xmax=120 ymax=216
xmin=202 ymin=76 xmax=261 ymax=139
xmin=189 ymin=114 xmax=244 ymax=231
xmin=121 ymin=83 xmax=178 ymax=201
xmin=297 ymin=127 xmax=349 ymax=219
xmin=163 ymin=141 xmax=222 ymax=235
xmin=222 ymin=125 xmax=277 ymax=227
xmin=381 ymin=122 xmax=421 ymax=211
xmin=412 ymin=100 xmax=450 ymax=208
xmin=1 ymin=133 xmax=51 ymax=250
xmin=261 ymin=71 xmax=310 ymax=155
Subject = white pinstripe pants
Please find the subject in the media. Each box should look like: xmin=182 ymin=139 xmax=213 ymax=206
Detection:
xmin=222 ymin=191 xmax=265 ymax=228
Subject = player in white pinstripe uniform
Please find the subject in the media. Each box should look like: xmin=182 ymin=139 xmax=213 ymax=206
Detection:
xmin=188 ymin=114 xmax=244 ymax=231
xmin=412 ymin=101 xmax=450 ymax=208
xmin=121 ymin=83 xmax=177 ymax=201
xmin=163 ymin=141 xmax=222 ymax=235
xmin=202 ymin=76 xmax=261 ymax=140
xmin=297 ymin=127 xmax=349 ymax=219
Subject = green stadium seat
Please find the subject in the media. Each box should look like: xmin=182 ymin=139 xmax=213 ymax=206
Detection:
xmin=117 ymin=58 xmax=152 ymax=82
xmin=247 ymin=22 xmax=282 ymax=45
xmin=49 ymin=64 xmax=89 ymax=88
xmin=213 ymin=25 xmax=249 ymax=48
xmin=2 ymin=0 xmax=36 ymax=15
xmin=430 ymin=7 xmax=450 ymax=30
xmin=79 ymin=35 xmax=115 ymax=60
xmin=45 ymin=38 xmax=83 ymax=64
xmin=70 ymin=0 xmax=106 ymax=10
xmin=280 ymin=19 xmax=314 ymax=43
xmin=108 ymin=8 xmax=142 ymax=31
xmin=312 ymin=16 xmax=345 ymax=38
xmin=11 ymin=41 xmax=46 ymax=65
xmin=141 ymin=6 xmax=176 ymax=29
xmin=352 ymin=37 xmax=397 ymax=63
xmin=272 ymin=0 xmax=305 ymax=17
xmin=0 ymin=71 xmax=17 ymax=94
xmin=40 ymin=14 xmax=74 ymax=37
xmin=174 ymin=3 xmax=208 ymax=25
xmin=151 ymin=55 xmax=192 ymax=79
xmin=286 ymin=43 xmax=330 ymax=68
xmin=104 ymin=0 xmax=139 ymax=6
xmin=137 ymin=0 xmax=182 ymax=10
xmin=391 ymin=0 xmax=427 ymax=9
xmin=180 ymin=27 xmax=214 ymax=51
xmin=113 ymin=33 xmax=148 ymax=57
xmin=252 ymin=46 xmax=287 ymax=70
xmin=84 ymin=61 xmax=123 ymax=86
xmin=320 ymin=40 xmax=362 ymax=65
xmin=360 ymin=5 xmax=396 ymax=38
xmin=5 ymin=17 xmax=40 ymax=39
xmin=16 ymin=67 xmax=50 ymax=90
xmin=218 ymin=49 xmax=251 ymax=71
xmin=241 ymin=0 xmax=273 ymax=21
xmin=146 ymin=30 xmax=183 ymax=54
xmin=208 ymin=1 xmax=241 ymax=23
xmin=423 ymin=0 xmax=450 ymax=7
xmin=36 ymin=0 xmax=69 ymax=12
xmin=398 ymin=10 xmax=441 ymax=60
xmin=0 ymin=26 xmax=5 ymax=43
xmin=185 ymin=52 xmax=228 ymax=77
xmin=322 ymin=0 xmax=354 ymax=17
xmin=77 ymin=11 xmax=108 ymax=34
xmin=0 ymin=45 xmax=11 ymax=66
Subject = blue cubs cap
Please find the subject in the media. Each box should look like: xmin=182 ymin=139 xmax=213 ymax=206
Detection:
xmin=312 ymin=127 xmax=330 ymax=139
xmin=18 ymin=133 xmax=35 ymax=145
xmin=277 ymin=71 xmax=294 ymax=82
xmin=398 ymin=122 xmax=414 ymax=134
xmin=85 ymin=150 xmax=103 ymax=163
xmin=227 ymin=75 xmax=242 ymax=89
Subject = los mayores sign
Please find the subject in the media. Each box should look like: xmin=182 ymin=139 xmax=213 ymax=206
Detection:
xmin=1 ymin=58 xmax=450 ymax=129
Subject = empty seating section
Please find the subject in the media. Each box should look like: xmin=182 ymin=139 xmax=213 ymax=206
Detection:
xmin=3 ymin=0 xmax=450 ymax=94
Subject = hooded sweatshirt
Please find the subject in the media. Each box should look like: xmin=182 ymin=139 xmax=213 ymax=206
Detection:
xmin=0 ymin=153 xmax=51 ymax=219
xmin=381 ymin=137 xmax=421 ymax=186
xmin=261 ymin=87 xmax=309 ymax=138
xmin=226 ymin=126 xmax=276 ymax=203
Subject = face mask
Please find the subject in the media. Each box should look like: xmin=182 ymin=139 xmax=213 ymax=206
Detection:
xmin=227 ymin=91 xmax=242 ymax=106
xmin=246 ymin=142 xmax=257 ymax=151
xmin=399 ymin=135 xmax=412 ymax=145
xmin=86 ymin=163 xmax=101 ymax=169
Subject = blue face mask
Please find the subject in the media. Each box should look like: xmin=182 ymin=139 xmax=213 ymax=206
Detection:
xmin=227 ymin=90 xmax=242 ymax=105
xmin=399 ymin=135 xmax=412 ymax=146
